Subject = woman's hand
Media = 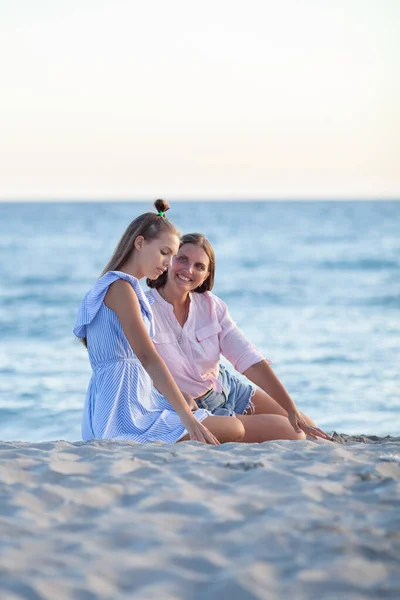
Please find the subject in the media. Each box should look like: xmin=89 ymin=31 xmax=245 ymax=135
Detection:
xmin=180 ymin=413 xmax=220 ymax=445
xmin=288 ymin=409 xmax=332 ymax=441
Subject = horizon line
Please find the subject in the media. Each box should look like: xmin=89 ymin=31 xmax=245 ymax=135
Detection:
xmin=1 ymin=197 xmax=400 ymax=203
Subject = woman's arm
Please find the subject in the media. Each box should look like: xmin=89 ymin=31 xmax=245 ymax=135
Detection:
xmin=243 ymin=359 xmax=297 ymax=414
xmin=105 ymin=280 xmax=219 ymax=444
xmin=214 ymin=295 xmax=266 ymax=373
xmin=244 ymin=360 xmax=331 ymax=440
xmin=215 ymin=295 xmax=294 ymax=412
xmin=215 ymin=296 xmax=331 ymax=440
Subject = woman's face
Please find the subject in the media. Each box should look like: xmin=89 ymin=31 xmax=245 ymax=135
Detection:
xmin=139 ymin=231 xmax=180 ymax=280
xmin=168 ymin=243 xmax=210 ymax=293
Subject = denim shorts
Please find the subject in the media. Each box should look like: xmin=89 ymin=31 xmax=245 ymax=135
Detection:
xmin=195 ymin=365 xmax=255 ymax=416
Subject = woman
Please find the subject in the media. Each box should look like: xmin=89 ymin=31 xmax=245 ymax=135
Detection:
xmin=147 ymin=233 xmax=330 ymax=442
xmin=73 ymin=202 xmax=246 ymax=445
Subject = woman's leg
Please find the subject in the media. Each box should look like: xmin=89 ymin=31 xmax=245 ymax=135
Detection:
xmin=236 ymin=413 xmax=306 ymax=442
xmin=179 ymin=412 xmax=305 ymax=443
xmin=177 ymin=415 xmax=245 ymax=443
xmin=248 ymin=389 xmax=317 ymax=428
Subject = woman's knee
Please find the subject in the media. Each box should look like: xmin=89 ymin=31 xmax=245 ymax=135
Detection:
xmin=250 ymin=389 xmax=287 ymax=416
xmin=272 ymin=415 xmax=306 ymax=440
xmin=237 ymin=414 xmax=306 ymax=442
xmin=284 ymin=425 xmax=306 ymax=441
xmin=203 ymin=416 xmax=245 ymax=443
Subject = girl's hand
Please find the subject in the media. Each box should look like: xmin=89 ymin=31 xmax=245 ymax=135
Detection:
xmin=288 ymin=409 xmax=333 ymax=441
xmin=180 ymin=413 xmax=220 ymax=445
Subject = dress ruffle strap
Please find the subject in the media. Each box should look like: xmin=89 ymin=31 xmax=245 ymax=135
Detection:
xmin=73 ymin=271 xmax=155 ymax=339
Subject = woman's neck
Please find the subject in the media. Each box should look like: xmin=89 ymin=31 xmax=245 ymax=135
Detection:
xmin=160 ymin=282 xmax=189 ymax=307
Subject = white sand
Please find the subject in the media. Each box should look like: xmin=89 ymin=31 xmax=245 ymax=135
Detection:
xmin=0 ymin=438 xmax=399 ymax=600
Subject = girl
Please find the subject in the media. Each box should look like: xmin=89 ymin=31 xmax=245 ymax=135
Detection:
xmin=74 ymin=202 xmax=244 ymax=444
xmin=147 ymin=233 xmax=331 ymax=443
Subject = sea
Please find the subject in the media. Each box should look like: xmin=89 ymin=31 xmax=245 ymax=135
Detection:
xmin=0 ymin=201 xmax=399 ymax=442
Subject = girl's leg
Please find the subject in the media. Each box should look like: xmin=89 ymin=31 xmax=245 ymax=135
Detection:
xmin=177 ymin=415 xmax=245 ymax=443
xmin=248 ymin=389 xmax=317 ymax=428
xmin=236 ymin=413 xmax=306 ymax=442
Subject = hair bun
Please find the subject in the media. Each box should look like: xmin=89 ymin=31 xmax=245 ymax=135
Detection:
xmin=154 ymin=199 xmax=170 ymax=214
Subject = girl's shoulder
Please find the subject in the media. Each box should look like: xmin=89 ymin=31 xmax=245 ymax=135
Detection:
xmin=145 ymin=287 xmax=157 ymax=303
xmin=99 ymin=270 xmax=138 ymax=288
xmin=101 ymin=271 xmax=154 ymax=305
xmin=73 ymin=271 xmax=153 ymax=338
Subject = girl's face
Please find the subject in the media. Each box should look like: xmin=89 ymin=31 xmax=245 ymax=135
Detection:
xmin=168 ymin=243 xmax=210 ymax=293
xmin=138 ymin=231 xmax=179 ymax=280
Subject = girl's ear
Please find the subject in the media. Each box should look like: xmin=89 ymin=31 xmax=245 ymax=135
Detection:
xmin=134 ymin=236 xmax=145 ymax=251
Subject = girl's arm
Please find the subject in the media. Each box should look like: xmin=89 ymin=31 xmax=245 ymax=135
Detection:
xmin=105 ymin=280 xmax=218 ymax=445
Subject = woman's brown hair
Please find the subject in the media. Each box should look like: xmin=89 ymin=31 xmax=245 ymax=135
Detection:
xmin=147 ymin=232 xmax=215 ymax=293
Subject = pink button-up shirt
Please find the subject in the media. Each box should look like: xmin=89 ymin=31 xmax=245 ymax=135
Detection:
xmin=148 ymin=288 xmax=268 ymax=398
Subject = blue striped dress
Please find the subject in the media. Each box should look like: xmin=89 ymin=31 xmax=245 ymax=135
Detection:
xmin=73 ymin=271 xmax=210 ymax=443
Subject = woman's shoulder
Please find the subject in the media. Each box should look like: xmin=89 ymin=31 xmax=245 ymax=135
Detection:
xmin=192 ymin=291 xmax=227 ymax=318
xmin=201 ymin=291 xmax=226 ymax=309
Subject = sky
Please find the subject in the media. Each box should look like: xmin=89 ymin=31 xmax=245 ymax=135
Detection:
xmin=1 ymin=0 xmax=399 ymax=200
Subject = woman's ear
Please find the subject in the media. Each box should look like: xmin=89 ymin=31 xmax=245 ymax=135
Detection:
xmin=134 ymin=235 xmax=145 ymax=251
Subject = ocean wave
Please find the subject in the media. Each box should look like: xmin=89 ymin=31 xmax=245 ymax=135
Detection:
xmin=359 ymin=295 xmax=400 ymax=308
xmin=319 ymin=258 xmax=399 ymax=271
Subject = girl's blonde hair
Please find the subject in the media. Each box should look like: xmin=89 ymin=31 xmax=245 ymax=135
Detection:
xmin=101 ymin=199 xmax=178 ymax=275
xmin=79 ymin=199 xmax=179 ymax=348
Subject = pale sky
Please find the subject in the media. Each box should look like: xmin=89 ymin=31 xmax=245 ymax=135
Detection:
xmin=1 ymin=0 xmax=399 ymax=200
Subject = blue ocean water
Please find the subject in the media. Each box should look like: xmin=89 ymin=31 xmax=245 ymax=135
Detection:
xmin=0 ymin=201 xmax=399 ymax=442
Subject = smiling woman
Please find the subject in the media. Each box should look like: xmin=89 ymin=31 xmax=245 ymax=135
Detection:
xmin=147 ymin=233 xmax=331 ymax=442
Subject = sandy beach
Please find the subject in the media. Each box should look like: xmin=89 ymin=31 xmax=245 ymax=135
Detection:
xmin=0 ymin=437 xmax=399 ymax=600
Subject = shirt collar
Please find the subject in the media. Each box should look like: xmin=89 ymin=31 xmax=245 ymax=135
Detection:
xmin=152 ymin=287 xmax=195 ymax=313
